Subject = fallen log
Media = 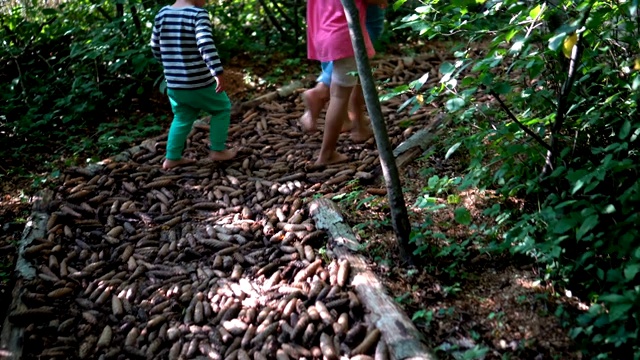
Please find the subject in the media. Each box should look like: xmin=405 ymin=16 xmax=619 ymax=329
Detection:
xmin=0 ymin=190 xmax=53 ymax=360
xmin=238 ymin=80 xmax=303 ymax=110
xmin=309 ymin=198 xmax=437 ymax=360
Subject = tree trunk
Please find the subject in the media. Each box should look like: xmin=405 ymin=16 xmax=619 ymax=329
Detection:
xmin=339 ymin=0 xmax=414 ymax=264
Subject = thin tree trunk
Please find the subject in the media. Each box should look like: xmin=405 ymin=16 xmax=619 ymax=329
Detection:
xmin=541 ymin=4 xmax=593 ymax=177
xmin=256 ymin=0 xmax=291 ymax=42
xmin=130 ymin=1 xmax=143 ymax=38
xmin=339 ymin=0 xmax=415 ymax=264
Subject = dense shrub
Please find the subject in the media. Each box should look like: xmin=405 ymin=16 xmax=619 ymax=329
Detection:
xmin=392 ymin=0 xmax=640 ymax=357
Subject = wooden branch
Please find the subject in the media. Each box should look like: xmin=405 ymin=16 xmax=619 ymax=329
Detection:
xmin=309 ymin=198 xmax=438 ymax=360
xmin=0 ymin=190 xmax=54 ymax=360
xmin=393 ymin=113 xmax=445 ymax=158
xmin=541 ymin=4 xmax=593 ymax=177
xmin=256 ymin=0 xmax=290 ymax=41
xmin=96 ymin=6 xmax=113 ymax=22
xmin=266 ymin=0 xmax=295 ymax=29
xmin=489 ymin=90 xmax=552 ymax=152
xmin=238 ymin=80 xmax=303 ymax=110
xmin=129 ymin=3 xmax=143 ymax=38
xmin=341 ymin=0 xmax=414 ymax=264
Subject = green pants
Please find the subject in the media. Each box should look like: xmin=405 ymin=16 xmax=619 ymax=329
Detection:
xmin=166 ymin=84 xmax=231 ymax=160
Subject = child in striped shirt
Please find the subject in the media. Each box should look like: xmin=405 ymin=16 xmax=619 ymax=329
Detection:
xmin=151 ymin=0 xmax=236 ymax=170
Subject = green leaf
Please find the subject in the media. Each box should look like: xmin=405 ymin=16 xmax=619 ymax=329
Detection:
xmin=42 ymin=8 xmax=58 ymax=15
xmin=548 ymin=32 xmax=567 ymax=51
xmin=599 ymin=294 xmax=628 ymax=303
xmin=576 ymin=214 xmax=598 ymax=240
xmin=428 ymin=175 xmax=440 ymax=189
xmin=633 ymin=76 xmax=640 ymax=91
xmin=454 ymin=207 xmax=472 ymax=225
xmin=445 ymin=98 xmax=465 ymax=112
xmin=553 ymin=218 xmax=574 ymax=234
xmin=393 ymin=0 xmax=408 ymax=11
xmin=624 ymin=264 xmax=640 ymax=281
xmin=439 ymin=62 xmax=455 ymax=76
xmin=480 ymin=73 xmax=494 ymax=86
xmin=380 ymin=84 xmax=409 ymax=102
xmin=619 ymin=120 xmax=631 ymax=139
xmin=571 ymin=179 xmax=585 ymax=194
xmin=445 ymin=142 xmax=461 ymax=160
xmin=529 ymin=4 xmax=542 ymax=19
xmin=409 ymin=73 xmax=430 ymax=91
xmin=492 ymin=82 xmax=511 ymax=95
xmin=609 ymin=303 xmax=633 ymax=322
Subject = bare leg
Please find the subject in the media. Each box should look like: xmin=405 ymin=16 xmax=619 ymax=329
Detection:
xmin=316 ymin=84 xmax=352 ymax=165
xmin=300 ymin=82 xmax=330 ymax=133
xmin=163 ymin=157 xmax=196 ymax=170
xmin=209 ymin=148 xmax=238 ymax=161
xmin=349 ymin=84 xmax=373 ymax=143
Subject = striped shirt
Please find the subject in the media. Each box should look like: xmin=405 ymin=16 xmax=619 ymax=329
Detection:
xmin=150 ymin=6 xmax=223 ymax=90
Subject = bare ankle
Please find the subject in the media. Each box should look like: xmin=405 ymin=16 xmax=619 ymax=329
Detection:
xmin=209 ymin=148 xmax=237 ymax=161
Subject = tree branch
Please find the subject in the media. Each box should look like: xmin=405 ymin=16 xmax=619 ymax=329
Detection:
xmin=256 ymin=0 xmax=290 ymax=41
xmin=96 ymin=6 xmax=113 ymax=22
xmin=129 ymin=3 xmax=142 ymax=38
xmin=266 ymin=0 xmax=295 ymax=28
xmin=341 ymin=0 xmax=415 ymax=264
xmin=541 ymin=3 xmax=594 ymax=177
xmin=489 ymin=89 xmax=553 ymax=152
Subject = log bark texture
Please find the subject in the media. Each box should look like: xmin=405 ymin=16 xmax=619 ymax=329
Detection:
xmin=239 ymin=80 xmax=303 ymax=110
xmin=309 ymin=198 xmax=438 ymax=360
xmin=0 ymin=190 xmax=53 ymax=360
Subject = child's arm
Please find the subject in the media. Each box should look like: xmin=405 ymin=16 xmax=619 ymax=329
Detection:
xmin=194 ymin=11 xmax=224 ymax=77
xmin=150 ymin=20 xmax=161 ymax=61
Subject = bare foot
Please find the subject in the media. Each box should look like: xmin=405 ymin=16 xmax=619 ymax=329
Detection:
xmin=209 ymin=148 xmax=238 ymax=161
xmin=351 ymin=126 xmax=373 ymax=144
xmin=299 ymin=88 xmax=326 ymax=133
xmin=163 ymin=158 xmax=196 ymax=170
xmin=315 ymin=151 xmax=349 ymax=166
xmin=299 ymin=111 xmax=317 ymax=133
xmin=341 ymin=120 xmax=354 ymax=133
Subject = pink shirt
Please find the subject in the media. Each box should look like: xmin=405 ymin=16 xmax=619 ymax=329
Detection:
xmin=307 ymin=0 xmax=375 ymax=62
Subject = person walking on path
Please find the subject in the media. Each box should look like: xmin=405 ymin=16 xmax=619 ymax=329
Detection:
xmin=151 ymin=0 xmax=237 ymax=170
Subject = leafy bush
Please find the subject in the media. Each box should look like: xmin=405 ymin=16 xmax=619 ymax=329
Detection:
xmin=391 ymin=0 xmax=640 ymax=357
xmin=0 ymin=0 xmax=306 ymax=170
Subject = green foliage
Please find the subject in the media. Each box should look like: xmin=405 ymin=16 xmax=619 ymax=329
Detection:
xmin=1 ymin=0 xmax=306 ymax=173
xmin=391 ymin=0 xmax=640 ymax=357
xmin=1 ymin=0 xmax=162 ymax=163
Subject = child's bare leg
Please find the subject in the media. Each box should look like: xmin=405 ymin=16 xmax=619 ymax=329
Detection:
xmin=300 ymin=82 xmax=329 ymax=133
xmin=316 ymin=84 xmax=352 ymax=165
xmin=163 ymin=157 xmax=196 ymax=170
xmin=209 ymin=148 xmax=238 ymax=161
xmin=348 ymin=84 xmax=373 ymax=143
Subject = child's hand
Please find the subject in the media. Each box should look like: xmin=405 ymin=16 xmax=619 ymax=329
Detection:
xmin=214 ymin=74 xmax=225 ymax=93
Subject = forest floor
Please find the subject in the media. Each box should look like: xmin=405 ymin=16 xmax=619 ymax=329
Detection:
xmin=0 ymin=42 xmax=586 ymax=359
